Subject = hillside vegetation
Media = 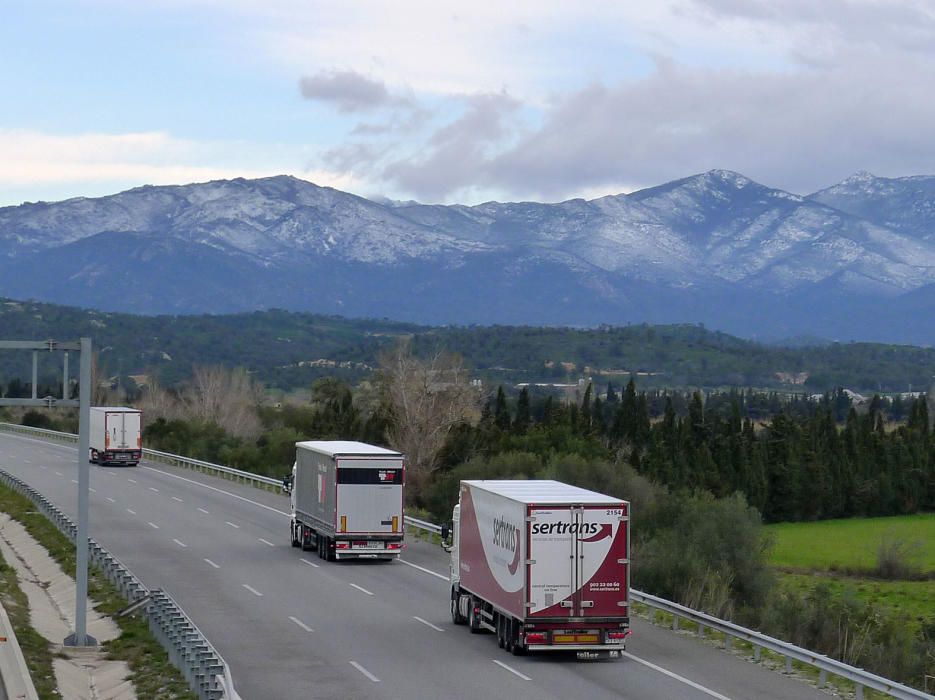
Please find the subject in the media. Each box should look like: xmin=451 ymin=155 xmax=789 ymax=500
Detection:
xmin=3 ymin=297 xmax=935 ymax=392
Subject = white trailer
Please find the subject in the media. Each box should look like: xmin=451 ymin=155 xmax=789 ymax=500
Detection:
xmin=285 ymin=441 xmax=405 ymax=561
xmin=445 ymin=480 xmax=630 ymax=657
xmin=89 ymin=407 xmax=142 ymax=466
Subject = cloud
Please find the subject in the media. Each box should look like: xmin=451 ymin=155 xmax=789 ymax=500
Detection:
xmin=299 ymin=70 xmax=399 ymax=113
xmin=0 ymin=129 xmax=361 ymax=206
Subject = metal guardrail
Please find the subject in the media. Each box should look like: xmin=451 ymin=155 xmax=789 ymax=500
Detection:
xmin=0 ymin=464 xmax=239 ymax=700
xmin=4 ymin=421 xmax=932 ymax=699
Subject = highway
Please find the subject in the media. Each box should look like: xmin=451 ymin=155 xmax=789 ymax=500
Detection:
xmin=0 ymin=432 xmax=831 ymax=700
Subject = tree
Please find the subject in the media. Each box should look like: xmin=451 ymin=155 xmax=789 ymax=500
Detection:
xmin=183 ymin=365 xmax=262 ymax=439
xmin=514 ymin=387 xmax=531 ymax=434
xmin=380 ymin=341 xmax=481 ymax=502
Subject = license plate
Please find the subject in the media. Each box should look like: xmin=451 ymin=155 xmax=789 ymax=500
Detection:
xmin=116 ymin=454 xmax=129 ymax=460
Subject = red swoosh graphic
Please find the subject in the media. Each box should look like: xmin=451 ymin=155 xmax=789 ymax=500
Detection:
xmin=579 ymin=523 xmax=612 ymax=543
xmin=508 ymin=529 xmax=521 ymax=574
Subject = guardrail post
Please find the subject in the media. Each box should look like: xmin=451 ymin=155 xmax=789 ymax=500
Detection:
xmin=724 ymin=635 xmax=732 ymax=651
xmin=671 ymin=615 xmax=679 ymax=631
xmin=818 ymin=669 xmax=827 ymax=687
xmin=785 ymin=656 xmax=792 ymax=673
xmin=698 ymin=624 xmax=705 ymax=638
xmin=855 ymin=683 xmax=863 ymax=700
xmin=753 ymin=645 xmax=761 ymax=661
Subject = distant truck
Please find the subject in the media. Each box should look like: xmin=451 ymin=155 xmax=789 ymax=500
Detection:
xmin=284 ymin=441 xmax=405 ymax=561
xmin=89 ymin=407 xmax=142 ymax=466
xmin=444 ymin=480 xmax=630 ymax=658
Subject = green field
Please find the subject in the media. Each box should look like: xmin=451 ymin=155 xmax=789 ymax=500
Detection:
xmin=765 ymin=514 xmax=935 ymax=573
xmin=779 ymin=573 xmax=935 ymax=624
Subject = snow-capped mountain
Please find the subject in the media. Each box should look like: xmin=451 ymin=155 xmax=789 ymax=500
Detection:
xmin=1 ymin=170 xmax=934 ymax=343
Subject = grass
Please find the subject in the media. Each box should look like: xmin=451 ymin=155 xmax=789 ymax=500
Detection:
xmin=0 ymin=484 xmax=196 ymax=699
xmin=765 ymin=513 xmax=935 ymax=574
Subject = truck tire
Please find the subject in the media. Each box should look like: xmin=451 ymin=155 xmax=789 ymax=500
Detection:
xmin=509 ymin=620 xmax=526 ymax=656
xmin=450 ymin=590 xmax=467 ymax=625
xmin=89 ymin=450 xmax=98 ymax=465
xmin=325 ymin=536 xmax=336 ymax=562
xmin=301 ymin=528 xmax=315 ymax=551
xmin=290 ymin=522 xmax=301 ymax=548
xmin=468 ymin=600 xmax=483 ymax=634
xmin=496 ymin=615 xmax=505 ymax=648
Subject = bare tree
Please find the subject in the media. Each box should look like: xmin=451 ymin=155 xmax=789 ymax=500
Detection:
xmin=182 ymin=365 xmax=262 ymax=439
xmin=380 ymin=341 xmax=481 ymax=500
xmin=136 ymin=374 xmax=183 ymax=423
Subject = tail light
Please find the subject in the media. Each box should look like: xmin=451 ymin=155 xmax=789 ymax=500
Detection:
xmin=525 ymin=632 xmax=548 ymax=644
xmin=335 ymin=542 xmax=350 ymax=550
xmin=607 ymin=631 xmax=631 ymax=641
xmin=386 ymin=542 xmax=403 ymax=550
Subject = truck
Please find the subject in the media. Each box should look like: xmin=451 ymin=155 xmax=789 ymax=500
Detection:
xmin=89 ymin=407 xmax=142 ymax=466
xmin=444 ymin=479 xmax=630 ymax=658
xmin=284 ymin=441 xmax=405 ymax=561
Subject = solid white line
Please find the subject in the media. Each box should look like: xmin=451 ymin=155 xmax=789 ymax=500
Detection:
xmin=127 ymin=478 xmax=137 ymax=483
xmin=242 ymin=584 xmax=263 ymax=597
xmin=106 ymin=497 xmax=116 ymax=503
xmin=349 ymin=661 xmax=380 ymax=683
xmin=173 ymin=539 xmax=188 ymax=548
xmin=258 ymin=538 xmax=275 ymax=547
xmin=289 ymin=616 xmax=313 ymax=632
xmin=349 ymin=583 xmax=374 ymax=596
xmin=399 ymin=559 xmax=448 ymax=581
xmin=204 ymin=558 xmax=220 ymax=569
xmin=147 ymin=521 xmax=160 ymax=529
xmin=126 ymin=508 xmax=137 ymax=515
xmin=149 ymin=487 xmax=159 ymax=492
xmin=172 ymin=496 xmax=183 ymax=502
xmin=141 ymin=466 xmax=291 ymax=516
xmin=197 ymin=507 xmax=210 ymax=514
xmin=413 ymin=616 xmax=444 ymax=632
xmin=621 ymin=652 xmax=732 ymax=700
xmin=300 ymin=558 xmax=320 ymax=568
xmin=225 ymin=521 xmax=240 ymax=529
xmin=492 ymin=659 xmax=531 ymax=681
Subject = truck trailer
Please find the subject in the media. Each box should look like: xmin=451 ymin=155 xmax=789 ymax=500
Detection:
xmin=286 ymin=441 xmax=405 ymax=561
xmin=89 ymin=407 xmax=142 ymax=466
xmin=445 ymin=480 xmax=630 ymax=657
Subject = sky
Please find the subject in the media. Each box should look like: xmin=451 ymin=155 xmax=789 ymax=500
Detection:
xmin=3 ymin=0 xmax=935 ymax=207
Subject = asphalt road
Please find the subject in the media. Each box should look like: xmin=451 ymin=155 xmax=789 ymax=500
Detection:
xmin=0 ymin=432 xmax=832 ymax=700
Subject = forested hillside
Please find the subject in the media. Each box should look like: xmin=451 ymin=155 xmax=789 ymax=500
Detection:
xmin=2 ymin=298 xmax=935 ymax=393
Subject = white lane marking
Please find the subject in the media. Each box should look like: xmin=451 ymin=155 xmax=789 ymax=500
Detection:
xmin=349 ymin=583 xmax=373 ymax=596
xmin=172 ymin=496 xmax=183 ymax=502
xmin=39 ymin=465 xmax=47 ymax=470
xmin=621 ymin=652 xmax=732 ymax=700
xmin=126 ymin=508 xmax=137 ymax=515
xmin=399 ymin=559 xmax=448 ymax=581
xmin=493 ymin=659 xmax=531 ymax=681
xmin=142 ymin=466 xmax=291 ymax=516
xmin=55 ymin=471 xmax=64 ymax=476
xmin=173 ymin=539 xmax=188 ymax=548
xmin=242 ymin=584 xmax=263 ymax=597
xmin=258 ymin=538 xmax=275 ymax=547
xmin=197 ymin=507 xmax=210 ymax=514
xmin=127 ymin=478 xmax=137 ymax=483
xmin=289 ymin=616 xmax=313 ymax=632
xmin=89 ymin=487 xmax=96 ymax=493
xmin=71 ymin=479 xmax=78 ymax=484
xmin=300 ymin=558 xmax=320 ymax=568
xmin=106 ymin=497 xmax=116 ymax=503
xmin=149 ymin=487 xmax=159 ymax=493
xmin=349 ymin=661 xmax=380 ymax=683
xmin=147 ymin=522 xmax=160 ymax=529
xmin=413 ymin=616 xmax=444 ymax=632
xmin=225 ymin=521 xmax=240 ymax=529
xmin=204 ymin=559 xmax=220 ymax=569
xmin=24 ymin=459 xmax=31 ymax=464
xmin=108 ymin=471 xmax=117 ymax=476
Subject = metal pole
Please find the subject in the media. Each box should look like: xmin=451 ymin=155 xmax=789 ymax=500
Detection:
xmin=31 ymin=351 xmax=38 ymax=399
xmin=62 ymin=352 xmax=69 ymax=400
xmin=66 ymin=337 xmax=96 ymax=646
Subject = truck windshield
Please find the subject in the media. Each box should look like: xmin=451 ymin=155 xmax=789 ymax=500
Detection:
xmin=336 ymin=468 xmax=402 ymax=485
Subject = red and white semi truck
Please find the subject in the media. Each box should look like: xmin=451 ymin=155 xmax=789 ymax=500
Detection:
xmin=445 ymin=480 xmax=630 ymax=657
xmin=285 ymin=441 xmax=405 ymax=561
xmin=89 ymin=407 xmax=142 ymax=466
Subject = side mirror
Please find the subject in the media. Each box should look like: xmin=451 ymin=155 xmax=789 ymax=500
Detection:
xmin=440 ymin=523 xmax=450 ymax=542
xmin=282 ymin=475 xmax=293 ymax=494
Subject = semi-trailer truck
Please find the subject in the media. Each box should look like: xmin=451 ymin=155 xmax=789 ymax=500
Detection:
xmin=89 ymin=407 xmax=142 ymax=466
xmin=284 ymin=441 xmax=405 ymax=561
xmin=444 ymin=479 xmax=630 ymax=658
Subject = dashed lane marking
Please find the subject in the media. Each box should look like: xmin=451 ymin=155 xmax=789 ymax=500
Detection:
xmin=349 ymin=583 xmax=374 ymax=596
xmin=204 ymin=559 xmax=220 ymax=569
xmin=413 ymin=616 xmax=444 ymax=632
xmin=300 ymin=558 xmax=320 ymax=569
xmin=258 ymin=538 xmax=275 ymax=547
xmin=147 ymin=522 xmax=160 ymax=530
xmin=492 ymin=660 xmax=531 ymax=681
xmin=621 ymin=652 xmax=733 ymax=700
xmin=173 ymin=539 xmax=188 ymax=548
xmin=289 ymin=616 xmax=313 ymax=632
xmin=349 ymin=661 xmax=380 ymax=683
xmin=242 ymin=584 xmax=263 ymax=597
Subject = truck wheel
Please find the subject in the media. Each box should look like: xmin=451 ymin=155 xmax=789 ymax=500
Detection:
xmin=450 ymin=591 xmax=467 ymax=625
xmin=325 ymin=537 xmax=336 ymax=562
xmin=510 ymin=621 xmax=526 ymax=656
xmin=290 ymin=522 xmax=301 ymax=548
xmin=89 ymin=450 xmax=98 ymax=465
xmin=496 ymin=615 xmax=505 ymax=648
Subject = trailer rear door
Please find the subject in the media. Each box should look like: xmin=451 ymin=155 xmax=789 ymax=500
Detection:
xmin=528 ymin=503 xmax=628 ymax=618
xmin=334 ymin=458 xmax=404 ymax=535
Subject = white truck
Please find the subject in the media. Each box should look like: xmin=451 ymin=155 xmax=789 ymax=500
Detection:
xmin=285 ymin=441 xmax=405 ymax=561
xmin=89 ymin=407 xmax=142 ymax=466
xmin=444 ymin=480 xmax=630 ymax=658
